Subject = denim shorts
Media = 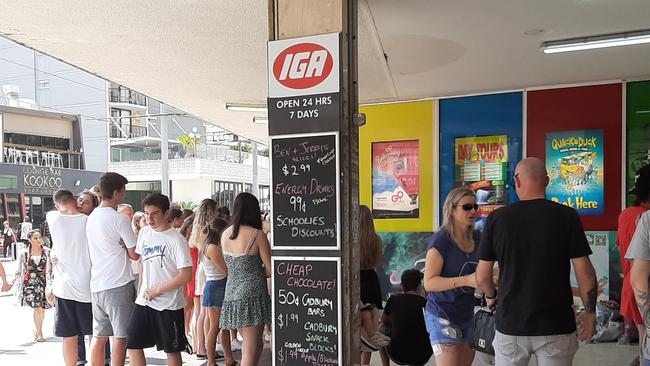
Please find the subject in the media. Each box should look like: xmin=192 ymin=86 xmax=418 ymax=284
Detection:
xmin=202 ymin=278 xmax=226 ymax=308
xmin=424 ymin=311 xmax=472 ymax=345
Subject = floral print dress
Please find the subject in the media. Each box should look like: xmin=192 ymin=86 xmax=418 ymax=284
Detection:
xmin=16 ymin=247 xmax=52 ymax=309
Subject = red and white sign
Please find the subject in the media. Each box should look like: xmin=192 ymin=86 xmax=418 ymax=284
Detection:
xmin=268 ymin=33 xmax=340 ymax=98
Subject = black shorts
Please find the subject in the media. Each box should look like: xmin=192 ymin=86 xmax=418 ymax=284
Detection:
xmin=126 ymin=305 xmax=191 ymax=354
xmin=54 ymin=297 xmax=93 ymax=338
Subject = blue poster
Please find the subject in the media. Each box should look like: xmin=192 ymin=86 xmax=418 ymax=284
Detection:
xmin=546 ymin=129 xmax=604 ymax=215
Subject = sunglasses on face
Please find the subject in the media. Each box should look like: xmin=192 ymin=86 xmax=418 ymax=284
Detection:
xmin=459 ymin=203 xmax=479 ymax=211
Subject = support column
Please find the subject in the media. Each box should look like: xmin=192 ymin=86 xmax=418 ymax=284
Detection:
xmin=269 ymin=1 xmax=359 ymax=365
xmin=160 ymin=116 xmax=170 ymax=196
xmin=252 ymin=142 xmax=259 ymax=197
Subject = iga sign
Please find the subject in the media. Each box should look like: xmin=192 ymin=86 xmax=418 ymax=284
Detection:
xmin=268 ymin=33 xmax=341 ymax=135
xmin=268 ymin=33 xmax=339 ymax=98
xmin=272 ymin=43 xmax=334 ymax=90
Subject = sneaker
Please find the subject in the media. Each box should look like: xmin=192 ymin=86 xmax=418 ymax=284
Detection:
xmin=215 ymin=351 xmax=225 ymax=360
xmin=231 ymin=339 xmax=242 ymax=352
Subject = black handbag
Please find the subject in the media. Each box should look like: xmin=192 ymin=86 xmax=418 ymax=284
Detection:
xmin=469 ymin=307 xmax=496 ymax=356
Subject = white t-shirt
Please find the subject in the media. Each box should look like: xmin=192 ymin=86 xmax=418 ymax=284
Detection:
xmin=626 ymin=210 xmax=650 ymax=359
xmin=86 ymin=207 xmax=138 ymax=293
xmin=20 ymin=222 xmax=32 ymax=240
xmin=135 ymin=226 xmax=192 ymax=311
xmin=47 ymin=211 xmax=92 ymax=302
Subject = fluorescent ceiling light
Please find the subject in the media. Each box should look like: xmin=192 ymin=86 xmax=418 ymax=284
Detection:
xmin=226 ymin=103 xmax=268 ymax=113
xmin=253 ymin=116 xmax=268 ymax=124
xmin=542 ymin=29 xmax=650 ymax=54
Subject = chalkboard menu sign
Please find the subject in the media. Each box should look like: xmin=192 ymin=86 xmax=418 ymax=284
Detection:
xmin=272 ymin=257 xmax=341 ymax=366
xmin=270 ymin=132 xmax=340 ymax=250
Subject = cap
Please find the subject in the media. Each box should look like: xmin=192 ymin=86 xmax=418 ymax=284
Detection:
xmin=629 ymin=164 xmax=650 ymax=195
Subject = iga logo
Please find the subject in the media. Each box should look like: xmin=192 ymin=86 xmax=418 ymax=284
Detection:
xmin=273 ymin=43 xmax=333 ymax=89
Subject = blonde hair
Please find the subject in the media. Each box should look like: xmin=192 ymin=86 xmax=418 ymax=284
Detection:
xmin=192 ymin=198 xmax=218 ymax=244
xmin=359 ymin=205 xmax=383 ymax=270
xmin=440 ymin=186 xmax=476 ymax=242
xmin=132 ymin=211 xmax=146 ymax=235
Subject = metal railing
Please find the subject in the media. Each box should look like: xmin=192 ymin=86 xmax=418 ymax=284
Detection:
xmin=3 ymin=147 xmax=80 ymax=169
xmin=110 ymin=124 xmax=148 ymax=139
xmin=109 ymin=87 xmax=147 ymax=106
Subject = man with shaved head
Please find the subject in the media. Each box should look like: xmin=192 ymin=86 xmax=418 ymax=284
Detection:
xmin=476 ymin=157 xmax=597 ymax=366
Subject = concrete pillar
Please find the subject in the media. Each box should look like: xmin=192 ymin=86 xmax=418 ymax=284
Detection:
xmin=160 ymin=116 xmax=170 ymax=197
xmin=270 ymin=1 xmax=360 ymax=364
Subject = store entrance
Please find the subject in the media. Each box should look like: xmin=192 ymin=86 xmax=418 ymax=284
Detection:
xmin=24 ymin=195 xmax=55 ymax=234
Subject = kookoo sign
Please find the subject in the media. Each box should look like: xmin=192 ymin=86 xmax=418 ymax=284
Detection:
xmin=267 ymin=33 xmax=341 ymax=135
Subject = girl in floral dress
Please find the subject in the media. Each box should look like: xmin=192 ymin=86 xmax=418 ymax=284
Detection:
xmin=14 ymin=229 xmax=53 ymax=342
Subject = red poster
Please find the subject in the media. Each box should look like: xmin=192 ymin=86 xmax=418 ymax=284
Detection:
xmin=372 ymin=140 xmax=420 ymax=219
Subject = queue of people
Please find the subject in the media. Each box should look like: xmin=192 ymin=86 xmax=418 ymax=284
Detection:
xmin=10 ymin=156 xmax=650 ymax=366
xmin=1 ymin=172 xmax=273 ymax=366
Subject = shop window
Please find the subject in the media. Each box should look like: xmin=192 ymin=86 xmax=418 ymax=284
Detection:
xmin=55 ymin=138 xmax=69 ymax=150
xmin=42 ymin=136 xmax=56 ymax=149
xmin=27 ymin=135 xmax=42 ymax=147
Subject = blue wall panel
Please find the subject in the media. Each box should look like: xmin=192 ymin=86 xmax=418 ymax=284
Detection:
xmin=439 ymin=92 xmax=523 ymax=223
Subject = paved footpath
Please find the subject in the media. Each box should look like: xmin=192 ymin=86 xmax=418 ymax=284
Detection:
xmin=0 ymin=257 xmax=637 ymax=366
xmin=0 ymin=258 xmax=273 ymax=366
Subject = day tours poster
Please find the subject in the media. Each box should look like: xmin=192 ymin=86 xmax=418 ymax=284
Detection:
xmin=454 ymin=135 xmax=508 ymax=231
xmin=546 ymin=129 xmax=604 ymax=215
xmin=372 ymin=140 xmax=420 ymax=219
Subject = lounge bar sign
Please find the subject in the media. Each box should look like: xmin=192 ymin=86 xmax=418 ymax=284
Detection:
xmin=23 ymin=166 xmax=63 ymax=195
xmin=270 ymin=132 xmax=340 ymax=250
xmin=267 ymin=33 xmax=341 ymax=135
xmin=272 ymin=257 xmax=341 ymax=366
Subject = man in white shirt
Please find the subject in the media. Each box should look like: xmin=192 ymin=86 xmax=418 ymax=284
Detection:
xmin=86 ymin=172 xmax=139 ymax=366
xmin=48 ymin=189 xmax=93 ymax=366
xmin=126 ymin=194 xmax=192 ymax=366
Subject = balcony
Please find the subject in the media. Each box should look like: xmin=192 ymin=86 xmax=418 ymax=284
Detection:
xmin=3 ymin=146 xmax=82 ymax=169
xmin=110 ymin=144 xmax=270 ymax=170
xmin=109 ymin=87 xmax=147 ymax=107
xmin=110 ymin=124 xmax=148 ymax=139
xmin=107 ymin=157 xmax=270 ymax=186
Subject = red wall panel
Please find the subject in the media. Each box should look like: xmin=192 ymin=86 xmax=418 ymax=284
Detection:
xmin=527 ymin=84 xmax=622 ymax=231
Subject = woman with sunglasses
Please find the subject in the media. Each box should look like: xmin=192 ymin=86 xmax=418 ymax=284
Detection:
xmin=424 ymin=186 xmax=480 ymax=366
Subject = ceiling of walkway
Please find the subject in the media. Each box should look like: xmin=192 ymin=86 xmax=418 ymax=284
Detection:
xmin=1 ymin=0 xmax=649 ymax=143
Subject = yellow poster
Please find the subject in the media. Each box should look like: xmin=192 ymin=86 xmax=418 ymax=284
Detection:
xmin=455 ymin=135 xmax=508 ymax=165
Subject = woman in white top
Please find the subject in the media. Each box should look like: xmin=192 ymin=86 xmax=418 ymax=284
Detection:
xmin=20 ymin=216 xmax=33 ymax=242
xmin=190 ymin=198 xmax=219 ymax=361
xmin=202 ymin=218 xmax=236 ymax=366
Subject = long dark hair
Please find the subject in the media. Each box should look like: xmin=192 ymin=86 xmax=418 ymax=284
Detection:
xmin=229 ymin=192 xmax=262 ymax=240
xmin=201 ymin=218 xmax=230 ymax=259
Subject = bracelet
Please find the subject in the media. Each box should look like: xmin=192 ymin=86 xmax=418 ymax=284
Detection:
xmin=485 ymin=289 xmax=497 ymax=299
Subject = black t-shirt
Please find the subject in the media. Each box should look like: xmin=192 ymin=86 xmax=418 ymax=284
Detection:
xmin=478 ymin=199 xmax=592 ymax=336
xmin=384 ymin=293 xmax=432 ymax=364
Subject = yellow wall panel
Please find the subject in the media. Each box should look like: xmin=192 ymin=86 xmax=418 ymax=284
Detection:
xmin=359 ymin=100 xmax=436 ymax=232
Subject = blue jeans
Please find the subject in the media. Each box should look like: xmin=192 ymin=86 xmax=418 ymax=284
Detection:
xmin=643 ymin=358 xmax=650 ymax=366
xmin=424 ymin=311 xmax=472 ymax=345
